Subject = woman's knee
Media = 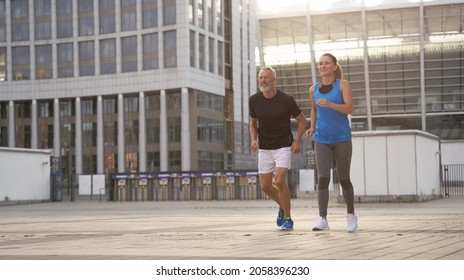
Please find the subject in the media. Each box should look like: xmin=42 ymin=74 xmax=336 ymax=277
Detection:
xmin=339 ymin=179 xmax=353 ymax=190
xmin=317 ymin=177 xmax=330 ymax=190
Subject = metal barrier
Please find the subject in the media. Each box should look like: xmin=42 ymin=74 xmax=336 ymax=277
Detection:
xmin=442 ymin=164 xmax=464 ymax=197
xmin=108 ymin=171 xmax=266 ymax=201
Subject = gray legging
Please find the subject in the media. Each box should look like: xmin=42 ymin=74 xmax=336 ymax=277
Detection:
xmin=315 ymin=140 xmax=355 ymax=217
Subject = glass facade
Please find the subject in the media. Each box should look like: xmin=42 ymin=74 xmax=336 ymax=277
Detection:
xmin=257 ymin=2 xmax=464 ymax=140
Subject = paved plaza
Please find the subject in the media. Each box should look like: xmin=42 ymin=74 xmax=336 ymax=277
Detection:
xmin=0 ymin=197 xmax=463 ymax=260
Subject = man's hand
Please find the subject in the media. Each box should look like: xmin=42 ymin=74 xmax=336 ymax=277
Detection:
xmin=291 ymin=141 xmax=301 ymax=154
xmin=250 ymin=140 xmax=259 ymax=152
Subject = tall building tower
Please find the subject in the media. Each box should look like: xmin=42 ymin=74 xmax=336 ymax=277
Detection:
xmin=0 ymin=0 xmax=257 ymax=180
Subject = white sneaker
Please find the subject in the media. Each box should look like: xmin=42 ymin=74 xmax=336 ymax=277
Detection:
xmin=347 ymin=214 xmax=358 ymax=232
xmin=312 ymin=217 xmax=330 ymax=231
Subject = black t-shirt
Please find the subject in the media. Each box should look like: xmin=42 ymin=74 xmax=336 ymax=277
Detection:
xmin=249 ymin=90 xmax=302 ymax=150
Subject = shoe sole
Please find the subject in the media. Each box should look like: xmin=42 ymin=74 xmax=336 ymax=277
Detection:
xmin=347 ymin=226 xmax=358 ymax=233
xmin=312 ymin=227 xmax=329 ymax=231
xmin=281 ymin=227 xmax=293 ymax=231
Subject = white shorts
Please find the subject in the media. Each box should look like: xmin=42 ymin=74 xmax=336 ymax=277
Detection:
xmin=258 ymin=147 xmax=292 ymax=174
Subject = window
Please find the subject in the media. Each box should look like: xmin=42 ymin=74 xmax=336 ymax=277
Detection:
xmin=124 ymin=120 xmax=139 ymax=145
xmin=0 ymin=47 xmax=6 ymax=81
xmin=81 ymin=99 xmax=96 ymax=115
xmin=124 ymin=96 xmax=139 ymax=113
xmin=100 ymin=39 xmax=116 ymax=74
xmin=35 ymin=0 xmax=51 ymax=40
xmin=147 ymin=152 xmax=160 ymax=172
xmin=0 ymin=126 xmax=8 ymax=147
xmin=168 ymin=119 xmax=180 ymax=141
xmin=143 ymin=33 xmax=158 ymax=70
xmin=197 ymin=116 xmax=223 ymax=144
xmin=78 ymin=0 xmax=94 ymax=36
xmin=11 ymin=0 xmax=29 ymax=41
xmin=163 ymin=0 xmax=176 ymax=26
xmin=0 ymin=0 xmax=6 ymax=41
xmin=164 ymin=30 xmax=177 ymax=68
xmin=208 ymin=37 xmax=214 ymax=73
xmin=58 ymin=43 xmax=74 ymax=78
xmin=121 ymin=0 xmax=136 ymax=32
xmin=198 ymin=151 xmax=224 ymax=171
xmin=79 ymin=41 xmax=95 ymax=76
xmin=60 ymin=100 xmax=74 ymax=117
xmin=36 ymin=45 xmax=52 ymax=79
xmin=217 ymin=41 xmax=223 ymax=75
xmin=38 ymin=100 xmax=54 ymax=149
xmin=99 ymin=0 xmax=115 ymax=34
xmin=168 ymin=151 xmax=181 ymax=171
xmin=56 ymin=0 xmax=73 ymax=38
xmin=103 ymin=98 xmax=117 ymax=114
xmin=122 ymin=36 xmax=137 ymax=72
xmin=207 ymin=0 xmax=213 ymax=32
xmin=197 ymin=0 xmax=204 ymax=29
xmin=188 ymin=0 xmax=195 ymax=25
xmin=197 ymin=91 xmax=223 ymax=112
xmin=38 ymin=100 xmax=53 ymax=118
xmin=199 ymin=34 xmax=205 ymax=70
xmin=216 ymin=0 xmax=222 ymax=35
xmin=12 ymin=46 xmax=30 ymax=80
xmin=142 ymin=0 xmax=157 ymax=28
xmin=190 ymin=30 xmax=195 ymax=67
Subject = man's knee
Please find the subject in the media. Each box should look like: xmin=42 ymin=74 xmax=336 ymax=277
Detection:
xmin=260 ymin=183 xmax=274 ymax=193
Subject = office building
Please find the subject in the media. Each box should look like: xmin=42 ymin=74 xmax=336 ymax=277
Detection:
xmin=0 ymin=0 xmax=257 ymax=180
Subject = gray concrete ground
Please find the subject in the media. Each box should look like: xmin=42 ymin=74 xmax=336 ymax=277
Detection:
xmin=0 ymin=197 xmax=463 ymax=260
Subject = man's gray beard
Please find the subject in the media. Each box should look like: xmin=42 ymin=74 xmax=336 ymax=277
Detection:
xmin=259 ymin=85 xmax=273 ymax=93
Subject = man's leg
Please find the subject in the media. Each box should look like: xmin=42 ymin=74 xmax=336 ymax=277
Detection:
xmin=274 ymin=167 xmax=290 ymax=218
xmin=259 ymin=172 xmax=281 ymax=208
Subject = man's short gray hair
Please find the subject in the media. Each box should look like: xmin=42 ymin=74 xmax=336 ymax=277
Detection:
xmin=260 ymin=65 xmax=277 ymax=78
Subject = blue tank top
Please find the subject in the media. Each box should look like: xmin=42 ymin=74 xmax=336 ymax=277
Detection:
xmin=314 ymin=79 xmax=352 ymax=144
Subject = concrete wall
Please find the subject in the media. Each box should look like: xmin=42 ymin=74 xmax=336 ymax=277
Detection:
xmin=0 ymin=148 xmax=51 ymax=204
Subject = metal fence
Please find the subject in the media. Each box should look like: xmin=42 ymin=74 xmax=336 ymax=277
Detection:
xmin=441 ymin=164 xmax=464 ymax=197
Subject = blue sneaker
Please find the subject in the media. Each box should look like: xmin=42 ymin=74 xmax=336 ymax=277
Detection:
xmin=281 ymin=218 xmax=294 ymax=230
xmin=276 ymin=208 xmax=284 ymax=227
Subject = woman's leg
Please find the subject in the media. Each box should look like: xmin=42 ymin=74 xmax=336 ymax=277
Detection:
xmin=333 ymin=140 xmax=354 ymax=214
xmin=315 ymin=142 xmax=333 ymax=218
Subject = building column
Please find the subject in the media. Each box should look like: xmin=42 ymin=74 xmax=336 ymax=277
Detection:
xmin=31 ymin=99 xmax=38 ymax=149
xmin=361 ymin=6 xmax=372 ymax=130
xmin=419 ymin=1 xmax=426 ymax=130
xmin=160 ymin=90 xmax=168 ymax=172
xmin=96 ymin=96 xmax=104 ymax=174
xmin=181 ymin=88 xmax=191 ymax=171
xmin=53 ymin=98 xmax=61 ymax=157
xmin=8 ymin=101 xmax=14 ymax=147
xmin=139 ymin=92 xmax=147 ymax=172
xmin=75 ymin=97 xmax=82 ymax=175
xmin=117 ymin=94 xmax=125 ymax=172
